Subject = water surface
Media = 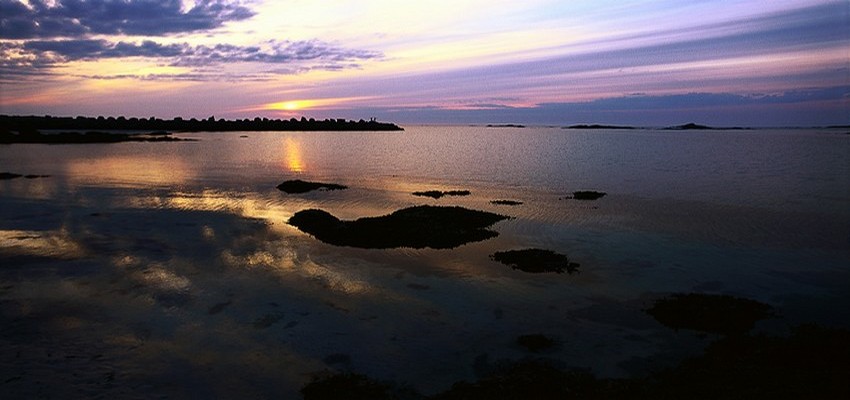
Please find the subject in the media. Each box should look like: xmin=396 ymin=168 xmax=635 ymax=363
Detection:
xmin=2 ymin=126 xmax=848 ymax=397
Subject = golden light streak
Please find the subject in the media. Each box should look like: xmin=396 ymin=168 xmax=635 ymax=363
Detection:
xmin=66 ymin=156 xmax=194 ymax=188
xmin=283 ymin=137 xmax=305 ymax=173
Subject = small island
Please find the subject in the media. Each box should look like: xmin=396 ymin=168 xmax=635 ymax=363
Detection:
xmin=486 ymin=124 xmax=526 ymax=128
xmin=664 ymin=122 xmax=751 ymax=130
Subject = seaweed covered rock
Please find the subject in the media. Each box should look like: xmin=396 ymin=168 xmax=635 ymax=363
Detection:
xmin=276 ymin=179 xmax=348 ymax=194
xmin=289 ymin=205 xmax=509 ymax=249
xmin=490 ymin=248 xmax=579 ymax=274
xmin=646 ymin=293 xmax=773 ymax=335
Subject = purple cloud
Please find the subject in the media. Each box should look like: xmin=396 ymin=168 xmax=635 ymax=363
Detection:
xmin=0 ymin=0 xmax=254 ymax=39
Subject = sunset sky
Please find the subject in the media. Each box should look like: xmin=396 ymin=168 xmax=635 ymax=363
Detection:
xmin=1 ymin=0 xmax=847 ymax=126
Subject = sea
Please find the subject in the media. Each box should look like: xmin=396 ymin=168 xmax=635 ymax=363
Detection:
xmin=1 ymin=125 xmax=848 ymax=398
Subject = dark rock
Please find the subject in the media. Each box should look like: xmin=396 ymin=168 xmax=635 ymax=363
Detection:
xmin=276 ymin=179 xmax=348 ymax=194
xmin=490 ymin=200 xmax=523 ymax=206
xmin=645 ymin=293 xmax=773 ymax=335
xmin=289 ymin=205 xmax=509 ymax=249
xmin=517 ymin=334 xmax=557 ymax=352
xmin=490 ymin=248 xmax=579 ymax=274
xmin=412 ymin=190 xmax=471 ymax=199
xmin=570 ymin=191 xmax=606 ymax=200
xmin=0 ymin=172 xmax=23 ymax=180
xmin=301 ymin=373 xmax=398 ymax=400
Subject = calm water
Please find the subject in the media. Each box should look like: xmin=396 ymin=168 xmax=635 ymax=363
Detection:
xmin=1 ymin=126 xmax=849 ymax=397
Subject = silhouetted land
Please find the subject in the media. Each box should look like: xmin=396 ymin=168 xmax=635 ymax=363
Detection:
xmin=565 ymin=124 xmax=636 ymax=129
xmin=288 ymin=205 xmax=509 ymax=249
xmin=0 ymin=114 xmax=403 ymax=132
xmin=486 ymin=124 xmax=526 ymax=128
xmin=412 ymin=190 xmax=471 ymax=199
xmin=276 ymin=179 xmax=348 ymax=194
xmin=490 ymin=248 xmax=579 ymax=274
xmin=0 ymin=129 xmax=191 ymax=144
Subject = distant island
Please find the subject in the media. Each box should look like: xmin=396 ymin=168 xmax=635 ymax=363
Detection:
xmin=564 ymin=124 xmax=636 ymax=129
xmin=0 ymin=114 xmax=404 ymax=133
xmin=664 ymin=122 xmax=751 ymax=130
xmin=486 ymin=124 xmax=526 ymax=128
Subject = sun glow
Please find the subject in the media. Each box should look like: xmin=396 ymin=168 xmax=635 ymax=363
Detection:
xmin=256 ymin=96 xmax=373 ymax=113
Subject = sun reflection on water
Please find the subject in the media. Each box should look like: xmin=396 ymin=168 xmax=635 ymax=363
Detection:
xmin=283 ymin=137 xmax=305 ymax=173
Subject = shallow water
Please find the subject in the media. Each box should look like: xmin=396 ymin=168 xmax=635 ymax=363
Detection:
xmin=1 ymin=126 xmax=849 ymax=397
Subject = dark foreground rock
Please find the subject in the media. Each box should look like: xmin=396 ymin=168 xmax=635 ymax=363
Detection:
xmin=276 ymin=179 xmax=348 ymax=194
xmin=490 ymin=249 xmax=579 ymax=274
xmin=301 ymin=372 xmax=400 ymax=400
xmin=646 ymin=293 xmax=773 ymax=335
xmin=412 ymin=190 xmax=471 ymax=199
xmin=288 ymin=205 xmax=509 ymax=249
xmin=304 ymin=324 xmax=850 ymax=400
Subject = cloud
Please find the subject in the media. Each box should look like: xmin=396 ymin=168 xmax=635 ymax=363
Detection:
xmin=0 ymin=0 xmax=254 ymax=39
xmin=6 ymin=38 xmax=382 ymax=81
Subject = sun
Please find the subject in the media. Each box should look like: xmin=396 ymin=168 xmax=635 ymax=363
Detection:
xmin=280 ymin=101 xmax=300 ymax=111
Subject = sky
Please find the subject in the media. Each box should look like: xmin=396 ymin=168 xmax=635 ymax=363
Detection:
xmin=0 ymin=0 xmax=848 ymax=126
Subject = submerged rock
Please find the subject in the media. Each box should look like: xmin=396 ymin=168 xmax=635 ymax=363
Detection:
xmin=412 ymin=190 xmax=471 ymax=199
xmin=288 ymin=205 xmax=509 ymax=249
xmin=646 ymin=293 xmax=773 ymax=335
xmin=490 ymin=248 xmax=579 ymax=274
xmin=276 ymin=179 xmax=348 ymax=194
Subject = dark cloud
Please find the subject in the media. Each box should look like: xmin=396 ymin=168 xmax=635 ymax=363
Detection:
xmin=0 ymin=0 xmax=254 ymax=39
xmin=6 ymin=38 xmax=381 ymax=81
xmin=19 ymin=38 xmax=380 ymax=63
